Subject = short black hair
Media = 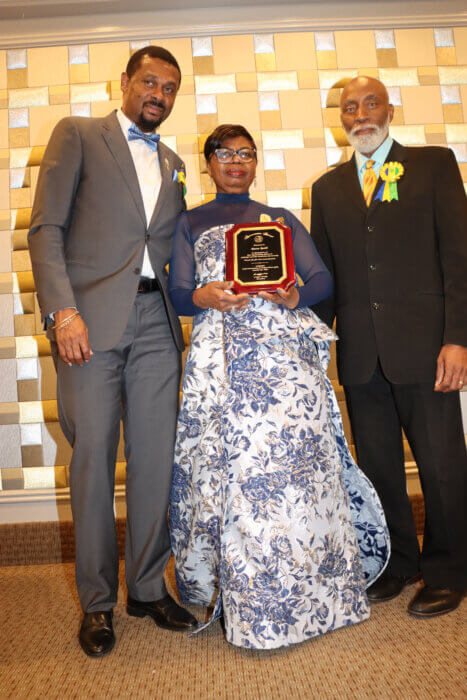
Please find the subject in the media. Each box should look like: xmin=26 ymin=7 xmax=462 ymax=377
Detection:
xmin=125 ymin=45 xmax=181 ymax=85
xmin=204 ymin=124 xmax=257 ymax=162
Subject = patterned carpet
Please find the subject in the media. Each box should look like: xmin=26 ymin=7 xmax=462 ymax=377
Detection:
xmin=0 ymin=559 xmax=465 ymax=699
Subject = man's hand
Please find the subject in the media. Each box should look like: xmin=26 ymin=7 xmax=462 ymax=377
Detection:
xmin=54 ymin=308 xmax=92 ymax=367
xmin=259 ymin=285 xmax=299 ymax=309
xmin=193 ymin=281 xmax=250 ymax=312
xmin=435 ymin=344 xmax=467 ymax=392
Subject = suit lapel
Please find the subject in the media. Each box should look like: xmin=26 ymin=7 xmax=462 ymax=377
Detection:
xmin=338 ymin=155 xmax=368 ymax=215
xmin=101 ymin=111 xmax=146 ymax=227
xmin=148 ymin=141 xmax=174 ymax=231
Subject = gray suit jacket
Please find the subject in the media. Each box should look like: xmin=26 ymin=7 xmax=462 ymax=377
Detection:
xmin=28 ymin=110 xmax=185 ymax=352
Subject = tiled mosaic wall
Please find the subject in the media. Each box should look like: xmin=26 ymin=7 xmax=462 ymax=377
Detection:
xmin=0 ymin=27 xmax=466 ymax=495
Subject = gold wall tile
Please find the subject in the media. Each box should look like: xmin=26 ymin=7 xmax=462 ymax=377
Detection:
xmin=453 ymin=28 xmax=467 ymax=64
xmin=391 ymin=105 xmax=404 ymax=125
xmin=178 ymin=74 xmax=194 ymax=96
xmin=325 ymin=126 xmax=348 ymax=148
xmin=417 ymin=66 xmax=439 ymax=86
xmin=0 ymin=109 xmax=8 ymax=149
xmin=176 ymin=134 xmax=199 ymax=155
xmin=401 ymin=85 xmax=443 ymax=124
xmin=279 ymin=90 xmax=322 ymax=129
xmin=27 ymin=47 xmax=68 ymax=87
xmin=195 ymin=74 xmax=236 ymax=94
xmin=438 ymin=66 xmax=467 ymax=85
xmin=49 ymin=85 xmax=70 ymax=106
xmin=0 ymin=337 xmax=16 ymax=357
xmin=196 ymin=114 xmax=218 ymax=134
xmin=264 ymin=170 xmax=287 ymax=190
xmin=0 ymin=169 xmax=8 ymax=209
xmin=335 ymin=30 xmax=377 ymax=69
xmin=394 ymin=29 xmax=436 ymax=67
xmin=446 ymin=124 xmax=467 ymax=144
xmin=217 ymin=92 xmax=260 ymax=132
xmin=69 ymin=63 xmax=90 ymax=84
xmin=90 ymin=99 xmax=120 ymax=118
xmin=461 ymin=85 xmax=467 ymax=122
xmin=14 ymin=315 xmax=35 ymax=336
xmin=9 ymin=87 xmax=49 ymax=108
xmin=0 ymin=90 xmax=7 ymax=109
xmin=297 ymin=70 xmax=319 ymax=89
xmin=212 ymin=35 xmax=255 ymax=74
xmin=70 ymin=82 xmax=110 ymax=103
xmin=1 ymin=468 xmax=23 ymax=490
xmin=89 ymin=42 xmax=130 ymax=82
xmin=390 ymin=124 xmax=426 ymax=145
xmin=255 ymin=54 xmax=276 ymax=72
xmin=274 ymin=32 xmax=317 ymax=71
xmin=0 ymin=209 xmax=9 ymax=229
xmin=0 ymin=51 xmax=6 ymax=90
xmin=9 ymin=128 xmax=29 ymax=148
xmin=303 ymin=128 xmax=326 ymax=148
xmin=159 ymin=94 xmax=197 ymax=135
xmin=193 ymin=56 xmax=214 ymax=75
xmin=182 ymin=153 xmax=201 ymax=195
xmin=17 ymin=381 xmax=39 ymax=402
xmin=12 ymin=249 xmax=31 ymax=272
xmin=436 ymin=47 xmax=457 ymax=66
xmin=29 ymin=104 xmax=70 ymax=147
xmin=425 ymin=124 xmax=446 ymax=144
xmin=257 ymin=72 xmax=298 ymax=92
xmin=10 ymin=188 xmax=30 ymax=209
xmin=12 ymin=229 xmax=29 ymax=251
xmin=443 ymin=104 xmax=463 ymax=123
xmin=7 ymin=69 xmax=28 ymax=89
xmin=379 ymin=68 xmax=419 ymax=87
xmin=151 ymin=38 xmax=194 ymax=77
xmin=12 ymin=208 xmax=31 ymax=230
xmin=284 ymin=147 xmax=327 ymax=189
xmin=377 ymin=49 xmax=398 ymax=68
xmin=322 ymin=107 xmax=341 ymax=128
xmin=236 ymin=73 xmax=258 ymax=92
xmin=110 ymin=80 xmax=121 ymax=101
xmin=317 ymin=51 xmax=337 ymax=70
xmin=260 ymin=111 xmax=282 ymax=130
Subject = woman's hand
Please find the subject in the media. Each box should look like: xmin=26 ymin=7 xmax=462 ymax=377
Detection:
xmin=193 ymin=281 xmax=250 ymax=312
xmin=259 ymin=286 xmax=299 ymax=309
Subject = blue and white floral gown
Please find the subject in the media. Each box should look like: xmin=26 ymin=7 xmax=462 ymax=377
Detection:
xmin=169 ymin=195 xmax=389 ymax=649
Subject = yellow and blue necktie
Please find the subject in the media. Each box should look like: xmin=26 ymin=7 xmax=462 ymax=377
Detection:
xmin=362 ymin=159 xmax=377 ymax=207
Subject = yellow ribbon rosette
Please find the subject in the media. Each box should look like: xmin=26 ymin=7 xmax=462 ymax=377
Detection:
xmin=375 ymin=161 xmax=404 ymax=203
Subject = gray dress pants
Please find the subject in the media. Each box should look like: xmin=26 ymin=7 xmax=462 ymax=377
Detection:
xmin=53 ymin=291 xmax=181 ymax=612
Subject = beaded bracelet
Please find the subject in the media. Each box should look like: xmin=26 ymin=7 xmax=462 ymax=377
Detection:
xmin=52 ymin=311 xmax=80 ymax=331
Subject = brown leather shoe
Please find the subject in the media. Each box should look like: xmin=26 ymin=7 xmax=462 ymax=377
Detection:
xmin=79 ymin=611 xmax=115 ymax=657
xmin=367 ymin=572 xmax=421 ymax=602
xmin=127 ymin=594 xmax=198 ymax=631
xmin=408 ymin=585 xmax=465 ymax=617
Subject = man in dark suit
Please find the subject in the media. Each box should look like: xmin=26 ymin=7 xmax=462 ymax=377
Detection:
xmin=28 ymin=46 xmax=196 ymax=657
xmin=311 ymin=76 xmax=466 ymax=617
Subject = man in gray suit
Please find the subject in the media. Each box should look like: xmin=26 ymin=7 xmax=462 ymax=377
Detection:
xmin=29 ymin=46 xmax=197 ymax=657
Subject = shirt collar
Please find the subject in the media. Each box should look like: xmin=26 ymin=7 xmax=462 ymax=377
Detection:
xmin=355 ymin=134 xmax=393 ymax=173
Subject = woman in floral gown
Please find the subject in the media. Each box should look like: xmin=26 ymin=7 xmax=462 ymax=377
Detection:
xmin=168 ymin=124 xmax=389 ymax=649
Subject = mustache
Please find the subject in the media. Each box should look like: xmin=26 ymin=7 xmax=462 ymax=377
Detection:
xmin=351 ymin=124 xmax=378 ymax=134
xmin=143 ymin=99 xmax=165 ymax=110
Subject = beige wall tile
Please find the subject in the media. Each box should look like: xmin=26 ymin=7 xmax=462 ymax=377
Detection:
xmin=9 ymin=128 xmax=29 ymax=148
xmin=284 ymin=147 xmax=327 ymax=189
xmin=377 ymin=49 xmax=398 ymax=68
xmin=0 ymin=359 xmax=17 ymax=403
xmin=0 ymin=110 xmax=8 ymax=150
xmin=236 ymin=73 xmax=257 ymax=92
xmin=453 ymin=28 xmax=467 ymax=65
xmin=436 ymin=47 xmax=456 ymax=66
xmin=10 ymin=188 xmax=31 ymax=209
xmin=317 ymin=52 xmax=337 ymax=70
xmin=255 ymin=54 xmax=276 ymax=72
xmin=49 ymin=85 xmax=70 ymax=106
xmin=69 ymin=64 xmax=90 ymax=84
xmin=461 ymin=85 xmax=467 ymax=122
xmin=0 ymin=166 xmax=9 ymax=206
xmin=27 ymin=47 xmax=68 ymax=87
xmin=89 ymin=42 xmax=130 ymax=83
xmin=159 ymin=94 xmax=197 ymax=136
xmin=197 ymin=114 xmax=217 ymax=134
xmin=29 ymin=104 xmax=70 ymax=147
xmin=0 ymin=52 xmax=6 ymax=90
xmin=7 ymin=69 xmax=28 ymax=89
xmin=260 ymin=111 xmax=282 ymax=130
xmin=335 ymin=30 xmax=377 ymax=69
xmin=151 ymin=38 xmax=193 ymax=76
xmin=0 ymin=230 xmax=12 ymax=273
xmin=279 ymin=90 xmax=322 ymax=129
xmin=297 ymin=70 xmax=319 ymax=89
xmin=193 ymin=56 xmax=214 ymax=75
xmin=275 ymin=32 xmax=316 ymax=71
xmin=212 ymin=35 xmax=255 ymax=74
xmin=418 ymin=66 xmax=439 ymax=86
xmin=394 ymin=29 xmax=436 ymax=67
xmin=90 ymin=99 xmax=120 ymax=118
xmin=183 ymin=153 xmax=201 ymax=195
xmin=443 ymin=104 xmax=463 ymax=123
xmin=401 ymin=86 xmax=443 ymax=124
xmin=0 ymin=90 xmax=7 ymax=109
xmin=265 ymin=170 xmax=286 ymax=190
xmin=217 ymin=92 xmax=260 ymax=132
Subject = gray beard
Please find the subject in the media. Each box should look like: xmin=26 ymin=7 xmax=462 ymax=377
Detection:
xmin=346 ymin=117 xmax=390 ymax=155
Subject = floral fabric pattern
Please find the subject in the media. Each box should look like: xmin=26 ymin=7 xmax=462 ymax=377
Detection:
xmin=170 ymin=224 xmax=389 ymax=649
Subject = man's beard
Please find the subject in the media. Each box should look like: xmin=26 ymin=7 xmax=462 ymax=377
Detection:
xmin=136 ymin=100 xmax=165 ymax=132
xmin=345 ymin=116 xmax=390 ymax=155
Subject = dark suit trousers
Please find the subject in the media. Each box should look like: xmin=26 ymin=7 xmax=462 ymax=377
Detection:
xmin=53 ymin=291 xmax=181 ymax=612
xmin=344 ymin=362 xmax=467 ymax=590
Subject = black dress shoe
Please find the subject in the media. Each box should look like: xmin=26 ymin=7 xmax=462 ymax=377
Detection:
xmin=79 ymin=611 xmax=115 ymax=658
xmin=367 ymin=572 xmax=421 ymax=602
xmin=127 ymin=594 xmax=198 ymax=631
xmin=408 ymin=585 xmax=465 ymax=617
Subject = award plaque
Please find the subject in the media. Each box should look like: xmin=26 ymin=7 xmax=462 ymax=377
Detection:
xmin=225 ymin=221 xmax=295 ymax=294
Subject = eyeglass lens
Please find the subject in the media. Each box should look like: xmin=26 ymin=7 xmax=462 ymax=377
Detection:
xmin=215 ymin=148 xmax=255 ymax=163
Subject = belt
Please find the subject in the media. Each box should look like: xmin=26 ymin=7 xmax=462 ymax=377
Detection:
xmin=137 ymin=277 xmax=160 ymax=293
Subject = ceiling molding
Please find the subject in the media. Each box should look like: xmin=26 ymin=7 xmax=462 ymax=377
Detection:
xmin=0 ymin=3 xmax=466 ymax=49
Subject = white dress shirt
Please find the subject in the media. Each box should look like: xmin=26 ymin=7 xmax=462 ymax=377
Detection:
xmin=117 ymin=108 xmax=162 ymax=278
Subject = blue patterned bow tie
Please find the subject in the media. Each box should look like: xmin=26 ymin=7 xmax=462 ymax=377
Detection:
xmin=128 ymin=124 xmax=160 ymax=151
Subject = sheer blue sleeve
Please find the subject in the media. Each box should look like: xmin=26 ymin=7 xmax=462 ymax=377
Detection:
xmin=169 ymin=212 xmax=202 ymax=316
xmin=282 ymin=210 xmax=333 ymax=307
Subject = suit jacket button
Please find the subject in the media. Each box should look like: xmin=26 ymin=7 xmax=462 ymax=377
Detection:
xmin=367 ymin=225 xmax=374 ymax=233
xmin=145 ymin=234 xmax=150 ymax=242
xmin=134 ymin=267 xmax=141 ymax=275
xmin=372 ymin=302 xmax=380 ymax=310
xmin=369 ymin=264 xmax=376 ymax=271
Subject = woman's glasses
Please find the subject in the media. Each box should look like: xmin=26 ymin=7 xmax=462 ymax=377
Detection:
xmin=213 ymin=147 xmax=256 ymax=164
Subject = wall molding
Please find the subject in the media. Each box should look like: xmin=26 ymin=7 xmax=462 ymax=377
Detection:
xmin=0 ymin=2 xmax=466 ymax=49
